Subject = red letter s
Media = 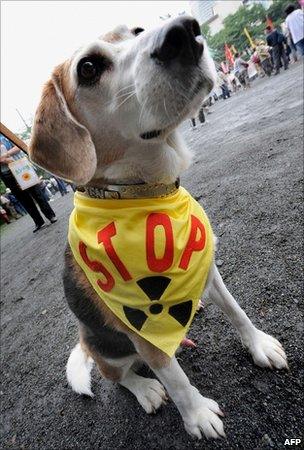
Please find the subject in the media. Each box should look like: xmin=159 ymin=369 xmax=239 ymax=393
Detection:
xmin=79 ymin=241 xmax=114 ymax=292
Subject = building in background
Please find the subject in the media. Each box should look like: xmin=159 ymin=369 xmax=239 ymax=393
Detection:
xmin=242 ymin=0 xmax=272 ymax=8
xmin=190 ymin=0 xmax=272 ymax=35
xmin=190 ymin=1 xmax=243 ymax=35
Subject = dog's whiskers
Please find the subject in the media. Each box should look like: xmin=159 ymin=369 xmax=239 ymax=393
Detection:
xmin=115 ymin=83 xmax=136 ymax=95
xmin=163 ymin=98 xmax=170 ymax=122
xmin=111 ymin=91 xmax=137 ymax=112
xmin=139 ymin=95 xmax=149 ymax=129
xmin=105 ymin=89 xmax=136 ymax=107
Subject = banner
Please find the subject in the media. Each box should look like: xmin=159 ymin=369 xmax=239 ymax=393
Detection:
xmin=9 ymin=157 xmax=40 ymax=190
xmin=244 ymin=27 xmax=254 ymax=48
xmin=224 ymin=43 xmax=235 ymax=66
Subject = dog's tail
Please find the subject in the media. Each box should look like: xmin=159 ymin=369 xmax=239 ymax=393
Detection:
xmin=66 ymin=343 xmax=94 ymax=397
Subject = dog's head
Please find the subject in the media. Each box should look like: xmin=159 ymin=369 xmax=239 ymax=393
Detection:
xmin=29 ymin=17 xmax=216 ymax=185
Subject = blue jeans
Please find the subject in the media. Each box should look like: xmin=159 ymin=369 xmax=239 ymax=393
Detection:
xmin=296 ymin=38 xmax=304 ymax=56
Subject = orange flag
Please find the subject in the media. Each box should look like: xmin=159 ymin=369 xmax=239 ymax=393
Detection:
xmin=225 ymin=43 xmax=235 ymax=66
xmin=266 ymin=16 xmax=273 ymax=29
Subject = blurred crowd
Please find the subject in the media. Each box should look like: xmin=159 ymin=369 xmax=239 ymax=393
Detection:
xmin=0 ymin=133 xmax=75 ymax=232
xmin=191 ymin=3 xmax=303 ymax=129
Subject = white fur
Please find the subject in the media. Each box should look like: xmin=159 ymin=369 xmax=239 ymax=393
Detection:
xmin=207 ymin=265 xmax=288 ymax=370
xmin=66 ymin=344 xmax=94 ymax=397
xmin=64 ymin=22 xmax=217 ymax=185
xmin=119 ymin=370 xmax=167 ymax=414
xmin=153 ymin=357 xmax=225 ymax=439
xmin=33 ymin=17 xmax=288 ymax=440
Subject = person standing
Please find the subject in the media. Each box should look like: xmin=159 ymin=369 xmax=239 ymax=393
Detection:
xmin=0 ymin=141 xmax=57 ymax=232
xmin=54 ymin=176 xmax=68 ymax=196
xmin=4 ymin=189 xmax=27 ymax=216
xmin=234 ymin=53 xmax=250 ymax=88
xmin=265 ymin=26 xmax=289 ymax=74
xmin=255 ymin=40 xmax=273 ymax=76
xmin=285 ymin=4 xmax=304 ymax=57
xmin=218 ymin=69 xmax=231 ymax=99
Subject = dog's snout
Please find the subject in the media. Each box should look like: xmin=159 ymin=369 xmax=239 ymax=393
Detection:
xmin=151 ymin=17 xmax=203 ymax=65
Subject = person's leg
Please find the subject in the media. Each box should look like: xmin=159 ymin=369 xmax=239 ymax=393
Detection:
xmin=190 ymin=118 xmax=196 ymax=128
xmin=56 ymin=177 xmax=68 ymax=195
xmin=295 ymin=38 xmax=304 ymax=57
xmin=60 ymin=179 xmax=68 ymax=194
xmin=0 ymin=172 xmax=45 ymax=227
xmin=261 ymin=59 xmax=272 ymax=76
xmin=272 ymin=46 xmax=280 ymax=74
xmin=0 ymin=210 xmax=10 ymax=223
xmin=198 ymin=107 xmax=205 ymax=124
xmin=7 ymin=205 xmax=19 ymax=219
xmin=29 ymin=185 xmax=57 ymax=221
xmin=290 ymin=39 xmax=298 ymax=62
xmin=280 ymin=45 xmax=289 ymax=69
xmin=14 ymin=202 xmax=27 ymax=215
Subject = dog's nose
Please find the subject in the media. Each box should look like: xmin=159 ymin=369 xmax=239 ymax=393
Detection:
xmin=151 ymin=17 xmax=203 ymax=65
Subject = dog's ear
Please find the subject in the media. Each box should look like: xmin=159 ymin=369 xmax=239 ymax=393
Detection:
xmin=29 ymin=65 xmax=97 ymax=184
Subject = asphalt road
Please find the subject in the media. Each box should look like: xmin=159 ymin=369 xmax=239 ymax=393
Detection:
xmin=1 ymin=63 xmax=303 ymax=450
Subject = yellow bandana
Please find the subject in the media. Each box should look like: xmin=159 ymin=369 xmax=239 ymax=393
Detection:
xmin=68 ymin=187 xmax=214 ymax=357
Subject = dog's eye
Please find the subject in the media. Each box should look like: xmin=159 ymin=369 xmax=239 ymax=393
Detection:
xmin=77 ymin=55 xmax=111 ymax=85
xmin=131 ymin=27 xmax=144 ymax=37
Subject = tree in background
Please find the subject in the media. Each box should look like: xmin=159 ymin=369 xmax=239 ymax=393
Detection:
xmin=18 ymin=125 xmax=32 ymax=143
xmin=202 ymin=0 xmax=296 ymax=62
xmin=201 ymin=23 xmax=222 ymax=62
xmin=266 ymin=0 xmax=298 ymax=26
xmin=0 ymin=179 xmax=7 ymax=194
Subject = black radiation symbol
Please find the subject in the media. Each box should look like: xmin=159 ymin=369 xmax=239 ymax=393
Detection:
xmin=123 ymin=276 xmax=193 ymax=331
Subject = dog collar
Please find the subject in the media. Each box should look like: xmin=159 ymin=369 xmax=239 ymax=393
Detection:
xmin=77 ymin=178 xmax=180 ymax=199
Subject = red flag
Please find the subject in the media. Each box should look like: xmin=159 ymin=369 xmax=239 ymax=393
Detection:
xmin=225 ymin=43 xmax=234 ymax=67
xmin=266 ymin=16 xmax=273 ymax=29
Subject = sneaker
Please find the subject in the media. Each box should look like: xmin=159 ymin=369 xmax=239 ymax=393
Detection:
xmin=50 ymin=217 xmax=57 ymax=224
xmin=33 ymin=223 xmax=45 ymax=233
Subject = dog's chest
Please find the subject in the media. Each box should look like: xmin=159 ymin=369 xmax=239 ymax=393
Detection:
xmin=68 ymin=187 xmax=214 ymax=356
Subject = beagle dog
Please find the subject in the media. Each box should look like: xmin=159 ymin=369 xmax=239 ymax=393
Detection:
xmin=29 ymin=17 xmax=288 ymax=440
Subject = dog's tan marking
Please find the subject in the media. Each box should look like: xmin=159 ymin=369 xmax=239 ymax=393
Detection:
xmin=102 ymin=31 xmax=125 ymax=43
xmin=29 ymin=60 xmax=97 ymax=185
xmin=79 ymin=326 xmax=123 ymax=382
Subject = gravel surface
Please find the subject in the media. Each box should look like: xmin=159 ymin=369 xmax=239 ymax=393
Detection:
xmin=1 ymin=63 xmax=303 ymax=450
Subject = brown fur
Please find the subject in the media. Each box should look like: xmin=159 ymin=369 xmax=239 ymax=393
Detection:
xmin=102 ymin=31 xmax=125 ymax=43
xmin=79 ymin=327 xmax=123 ymax=382
xmin=29 ymin=62 xmax=97 ymax=185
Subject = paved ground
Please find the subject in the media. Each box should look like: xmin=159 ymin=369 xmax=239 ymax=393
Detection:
xmin=1 ymin=63 xmax=303 ymax=450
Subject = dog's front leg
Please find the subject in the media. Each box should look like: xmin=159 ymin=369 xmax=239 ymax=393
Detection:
xmin=208 ymin=265 xmax=288 ymax=369
xmin=153 ymin=357 xmax=225 ymax=439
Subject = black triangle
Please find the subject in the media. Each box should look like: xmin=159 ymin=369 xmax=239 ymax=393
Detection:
xmin=123 ymin=306 xmax=148 ymax=331
xmin=169 ymin=300 xmax=193 ymax=327
xmin=137 ymin=276 xmax=171 ymax=301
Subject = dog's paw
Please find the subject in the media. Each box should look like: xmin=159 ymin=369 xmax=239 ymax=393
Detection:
xmin=183 ymin=391 xmax=226 ymax=439
xmin=134 ymin=378 xmax=167 ymax=414
xmin=244 ymin=329 xmax=288 ymax=370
